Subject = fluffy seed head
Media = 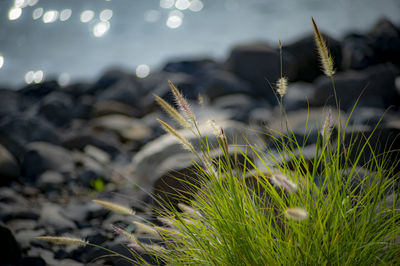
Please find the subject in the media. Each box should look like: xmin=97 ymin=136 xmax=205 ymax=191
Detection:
xmin=178 ymin=203 xmax=202 ymax=218
xmin=276 ymin=77 xmax=288 ymax=97
xmin=132 ymin=221 xmax=161 ymax=239
xmin=312 ymin=17 xmax=334 ymax=77
xmin=321 ymin=108 xmax=334 ymax=141
xmin=157 ymin=119 xmax=195 ymax=152
xmin=284 ymin=207 xmax=308 ymax=221
xmin=36 ymin=236 xmax=87 ymax=246
xmin=270 ymin=173 xmax=298 ymax=193
xmin=112 ymin=224 xmax=138 ymax=244
xmin=154 ymin=94 xmax=191 ymax=129
xmin=168 ymin=80 xmax=195 ymax=122
xmin=92 ymin=200 xmax=135 ymax=216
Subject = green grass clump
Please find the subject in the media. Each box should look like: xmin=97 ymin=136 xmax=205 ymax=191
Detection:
xmin=37 ymin=18 xmax=400 ymax=265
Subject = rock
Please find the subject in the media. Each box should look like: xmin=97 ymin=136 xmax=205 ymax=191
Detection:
xmin=311 ymin=64 xmax=399 ymax=110
xmin=37 ymin=171 xmax=65 ymax=190
xmin=224 ymin=42 xmax=296 ymax=103
xmin=367 ymin=18 xmax=400 ymax=67
xmin=0 ymin=115 xmax=61 ymax=162
xmin=131 ymin=119 xmax=262 ymax=191
xmin=267 ymin=107 xmax=348 ymax=146
xmin=282 ymin=82 xmax=315 ymax=111
xmin=92 ymin=100 xmax=139 ymax=118
xmin=349 ymin=107 xmax=385 ymax=126
xmin=21 ymin=142 xmax=74 ymax=181
xmin=0 ymin=223 xmax=21 ymax=265
xmin=0 ymin=89 xmax=24 ymax=118
xmin=341 ymin=33 xmax=375 ymax=70
xmin=284 ymin=33 xmax=342 ymax=82
xmin=204 ymin=70 xmax=252 ymax=100
xmin=0 ymin=144 xmax=20 ymax=185
xmin=163 ymin=58 xmax=218 ymax=75
xmin=37 ymin=91 xmax=74 ymax=127
xmin=212 ymin=94 xmax=271 ymax=123
xmin=39 ymin=203 xmax=77 ymax=233
xmin=17 ymin=80 xmax=60 ymax=100
xmin=62 ymin=132 xmax=120 ymax=158
xmin=14 ymin=228 xmax=46 ymax=251
xmin=19 ymin=256 xmax=46 ymax=266
xmin=89 ymin=68 xmax=143 ymax=94
xmin=84 ymin=145 xmax=110 ymax=165
xmin=91 ymin=114 xmax=153 ymax=142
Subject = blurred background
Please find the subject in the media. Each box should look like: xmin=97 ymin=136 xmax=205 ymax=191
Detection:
xmin=0 ymin=0 xmax=399 ymax=88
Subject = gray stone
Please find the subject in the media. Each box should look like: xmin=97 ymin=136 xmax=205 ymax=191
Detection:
xmin=0 ymin=144 xmax=20 ymax=185
xmin=22 ymin=142 xmax=74 ymax=181
xmin=0 ymin=223 xmax=21 ymax=265
xmin=39 ymin=204 xmax=77 ymax=233
xmin=37 ymin=171 xmax=65 ymax=190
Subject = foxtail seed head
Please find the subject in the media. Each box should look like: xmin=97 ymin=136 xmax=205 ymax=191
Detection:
xmin=284 ymin=207 xmax=308 ymax=221
xmin=92 ymin=200 xmax=135 ymax=216
xmin=157 ymin=119 xmax=195 ymax=152
xmin=311 ymin=17 xmax=334 ymax=77
xmin=111 ymin=224 xmax=138 ymax=244
xmin=154 ymin=94 xmax=191 ymax=129
xmin=276 ymin=77 xmax=288 ymax=97
xmin=36 ymin=236 xmax=87 ymax=246
xmin=132 ymin=221 xmax=161 ymax=239
xmin=168 ymin=80 xmax=195 ymax=122
xmin=270 ymin=173 xmax=298 ymax=193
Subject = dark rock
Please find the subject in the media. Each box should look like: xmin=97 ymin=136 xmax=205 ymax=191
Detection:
xmin=282 ymin=82 xmax=315 ymax=111
xmin=91 ymin=114 xmax=153 ymax=143
xmin=204 ymin=70 xmax=252 ymax=100
xmin=37 ymin=171 xmax=65 ymax=190
xmin=341 ymin=33 xmax=375 ymax=70
xmin=38 ymin=91 xmax=74 ymax=127
xmin=367 ymin=18 xmax=400 ymax=67
xmin=0 ymin=223 xmax=21 ymax=265
xmin=21 ymin=142 xmax=74 ymax=181
xmin=62 ymin=132 xmax=120 ymax=158
xmin=267 ymin=107 xmax=347 ymax=146
xmin=0 ymin=115 xmax=61 ymax=162
xmin=0 ymin=144 xmax=20 ymax=185
xmin=311 ymin=64 xmax=399 ymax=110
xmin=60 ymin=82 xmax=91 ymax=98
xmin=0 ymin=89 xmax=27 ymax=118
xmin=284 ymin=33 xmax=342 ymax=82
xmin=39 ymin=204 xmax=77 ymax=233
xmin=132 ymin=119 xmax=261 ymax=192
xmin=212 ymin=94 xmax=271 ymax=123
xmin=163 ymin=58 xmax=218 ymax=75
xmin=92 ymin=100 xmax=139 ymax=118
xmin=17 ymin=80 xmax=60 ymax=100
xmin=349 ymin=107 xmax=385 ymax=126
xmin=19 ymin=256 xmax=46 ymax=266
xmin=90 ymin=69 xmax=143 ymax=93
xmin=224 ymin=42 xmax=297 ymax=103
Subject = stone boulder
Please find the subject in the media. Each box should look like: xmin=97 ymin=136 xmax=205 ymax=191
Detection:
xmin=311 ymin=64 xmax=399 ymax=110
xmin=37 ymin=91 xmax=74 ymax=127
xmin=224 ymin=42 xmax=297 ymax=103
xmin=0 ymin=144 xmax=20 ymax=186
xmin=21 ymin=142 xmax=74 ymax=181
xmin=131 ymin=119 xmax=263 ymax=192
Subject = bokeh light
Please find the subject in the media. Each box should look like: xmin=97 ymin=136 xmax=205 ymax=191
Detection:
xmin=189 ymin=0 xmax=204 ymax=12
xmin=43 ymin=10 xmax=59 ymax=23
xmin=93 ymin=21 xmax=110 ymax=37
xmin=136 ymin=64 xmax=150 ymax=78
xmin=144 ymin=9 xmax=161 ymax=23
xmin=32 ymin=7 xmax=43 ymax=20
xmin=60 ymin=9 xmax=72 ymax=21
xmin=0 ymin=56 xmax=4 ymax=70
xmin=175 ymin=0 xmax=190 ymax=10
xmin=28 ymin=0 xmax=38 ymax=6
xmin=14 ymin=0 xmax=28 ymax=8
xmin=24 ymin=71 xmax=34 ymax=84
xmin=166 ymin=10 xmax=183 ymax=29
xmin=8 ymin=7 xmax=22 ymax=21
xmin=58 ymin=72 xmax=70 ymax=86
xmin=100 ymin=9 xmax=113 ymax=21
xmin=80 ymin=10 xmax=95 ymax=23
xmin=160 ymin=0 xmax=174 ymax=9
xmin=33 ymin=70 xmax=44 ymax=83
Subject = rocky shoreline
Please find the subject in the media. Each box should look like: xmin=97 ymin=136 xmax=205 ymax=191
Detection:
xmin=0 ymin=18 xmax=399 ymax=265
